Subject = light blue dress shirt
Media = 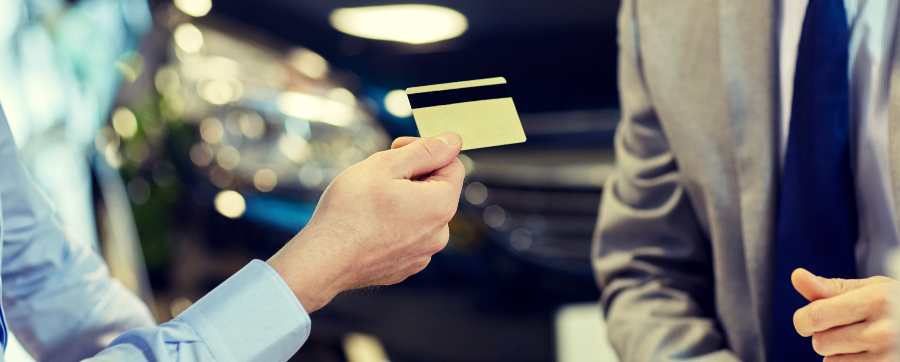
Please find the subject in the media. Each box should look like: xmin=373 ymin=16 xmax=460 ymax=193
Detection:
xmin=779 ymin=0 xmax=900 ymax=276
xmin=0 ymin=104 xmax=312 ymax=361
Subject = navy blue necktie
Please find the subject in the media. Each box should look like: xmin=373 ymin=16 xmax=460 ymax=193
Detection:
xmin=771 ymin=0 xmax=857 ymax=360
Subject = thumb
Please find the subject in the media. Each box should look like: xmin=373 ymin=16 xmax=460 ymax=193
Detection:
xmin=791 ymin=268 xmax=870 ymax=301
xmin=384 ymin=132 xmax=462 ymax=179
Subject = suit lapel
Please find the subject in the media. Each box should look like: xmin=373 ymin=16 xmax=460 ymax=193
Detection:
xmin=888 ymin=5 xmax=900 ymax=240
xmin=719 ymin=0 xmax=779 ymax=354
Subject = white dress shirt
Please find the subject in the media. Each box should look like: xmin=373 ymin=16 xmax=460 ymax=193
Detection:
xmin=779 ymin=0 xmax=900 ymax=276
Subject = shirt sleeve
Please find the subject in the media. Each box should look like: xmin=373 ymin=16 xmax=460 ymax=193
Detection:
xmin=0 ymin=105 xmax=155 ymax=360
xmin=0 ymin=106 xmax=311 ymax=361
xmin=84 ymin=260 xmax=312 ymax=362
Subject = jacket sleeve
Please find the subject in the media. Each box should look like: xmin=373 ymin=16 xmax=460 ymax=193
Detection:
xmin=591 ymin=1 xmax=739 ymax=361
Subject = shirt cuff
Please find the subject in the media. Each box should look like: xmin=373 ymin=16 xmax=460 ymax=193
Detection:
xmin=177 ymin=259 xmax=312 ymax=362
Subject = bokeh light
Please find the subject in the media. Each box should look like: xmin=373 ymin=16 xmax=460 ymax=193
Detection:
xmin=384 ymin=89 xmax=412 ymax=118
xmin=214 ymin=190 xmax=246 ymax=218
xmin=111 ymin=107 xmax=139 ymax=139
xmin=174 ymin=23 xmax=204 ymax=53
xmin=174 ymin=0 xmax=212 ymax=17
xmin=253 ymin=169 xmax=278 ymax=192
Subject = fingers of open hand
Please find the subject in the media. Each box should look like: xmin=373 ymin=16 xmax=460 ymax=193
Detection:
xmin=794 ymin=286 xmax=888 ymax=337
xmin=812 ymin=319 xmax=896 ymax=356
xmin=793 ymin=268 xmax=894 ymax=302
xmin=823 ymin=350 xmax=897 ymax=362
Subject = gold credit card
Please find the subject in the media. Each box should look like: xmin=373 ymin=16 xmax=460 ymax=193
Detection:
xmin=406 ymin=77 xmax=527 ymax=150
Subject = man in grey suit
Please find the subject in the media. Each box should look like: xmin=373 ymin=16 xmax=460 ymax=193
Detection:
xmin=594 ymin=1 xmax=900 ymax=361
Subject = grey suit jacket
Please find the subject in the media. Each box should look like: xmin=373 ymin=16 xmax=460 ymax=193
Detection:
xmin=593 ymin=1 xmax=900 ymax=361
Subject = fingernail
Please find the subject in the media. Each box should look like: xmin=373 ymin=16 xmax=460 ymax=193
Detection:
xmin=436 ymin=133 xmax=462 ymax=147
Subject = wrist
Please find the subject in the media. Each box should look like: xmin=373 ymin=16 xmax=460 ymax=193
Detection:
xmin=266 ymin=229 xmax=349 ymax=312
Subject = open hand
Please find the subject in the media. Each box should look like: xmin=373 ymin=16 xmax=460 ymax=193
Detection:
xmin=792 ymin=268 xmax=900 ymax=361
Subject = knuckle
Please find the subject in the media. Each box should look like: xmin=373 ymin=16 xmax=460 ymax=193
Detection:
xmin=832 ymin=278 xmax=852 ymax=294
xmin=385 ymin=270 xmax=412 ymax=285
xmin=807 ymin=307 xmax=825 ymax=330
xmin=418 ymin=140 xmax=439 ymax=161
xmin=425 ymin=199 xmax=456 ymax=223
xmin=440 ymin=203 xmax=458 ymax=223
xmin=430 ymin=232 xmax=450 ymax=254
xmin=885 ymin=326 xmax=898 ymax=343
xmin=869 ymin=287 xmax=891 ymax=314
xmin=868 ymin=320 xmax=898 ymax=347
xmin=426 ymin=242 xmax=443 ymax=255
xmin=414 ymin=257 xmax=431 ymax=271
xmin=826 ymin=278 xmax=855 ymax=294
xmin=444 ymin=163 xmax=466 ymax=189
xmin=368 ymin=150 xmax=391 ymax=164
xmin=385 ymin=275 xmax=406 ymax=285
xmin=372 ymin=151 xmax=405 ymax=174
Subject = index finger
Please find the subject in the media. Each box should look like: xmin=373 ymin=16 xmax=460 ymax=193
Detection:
xmin=793 ymin=287 xmax=873 ymax=337
xmin=407 ymin=158 xmax=466 ymax=205
xmin=423 ymin=157 xmax=465 ymax=186
xmin=401 ymin=158 xmax=465 ymax=219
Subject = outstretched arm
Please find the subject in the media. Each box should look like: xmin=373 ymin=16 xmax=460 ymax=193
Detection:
xmin=0 ymin=103 xmax=465 ymax=361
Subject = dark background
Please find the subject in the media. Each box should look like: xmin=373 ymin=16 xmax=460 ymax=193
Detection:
xmin=211 ymin=0 xmax=621 ymax=114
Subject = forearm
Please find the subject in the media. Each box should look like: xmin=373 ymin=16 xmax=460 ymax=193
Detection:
xmin=595 ymin=175 xmax=731 ymax=361
xmin=600 ymin=276 xmax=738 ymax=362
xmin=596 ymin=242 xmax=734 ymax=361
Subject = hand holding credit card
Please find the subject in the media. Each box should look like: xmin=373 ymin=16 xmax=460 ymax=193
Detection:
xmin=405 ymin=77 xmax=527 ymax=150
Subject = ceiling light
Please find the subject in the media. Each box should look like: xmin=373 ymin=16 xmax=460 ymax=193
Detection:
xmin=174 ymin=0 xmax=211 ymax=17
xmin=329 ymin=4 xmax=468 ymax=45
